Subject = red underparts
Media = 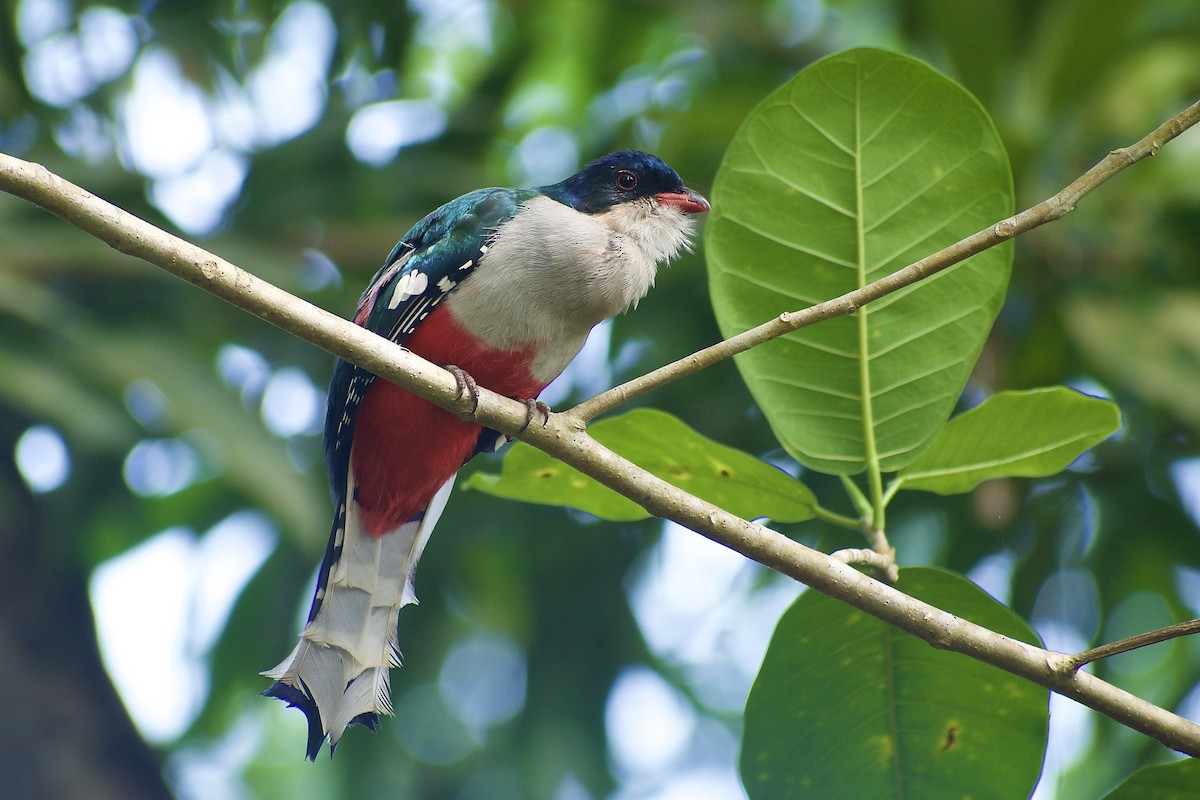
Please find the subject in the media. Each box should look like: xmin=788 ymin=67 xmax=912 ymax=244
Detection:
xmin=350 ymin=305 xmax=546 ymax=536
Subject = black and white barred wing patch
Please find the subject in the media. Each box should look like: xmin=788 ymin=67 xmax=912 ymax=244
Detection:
xmin=323 ymin=186 xmax=534 ymax=487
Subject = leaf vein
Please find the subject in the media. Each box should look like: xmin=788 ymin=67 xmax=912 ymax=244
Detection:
xmin=871 ymin=389 xmax=957 ymax=428
xmin=755 ymin=373 xmax=861 ymax=401
xmin=862 ymin=149 xmax=982 ymax=235
xmin=719 ymin=267 xmax=824 ymax=306
xmin=903 ymin=432 xmax=1104 ymax=480
xmin=794 ymin=106 xmax=856 ymax=157
xmin=868 ymin=303 xmax=983 ymax=359
xmin=870 ymin=361 xmax=960 ymax=399
xmin=858 ymin=76 xmax=933 ymax=151
xmin=731 ymin=147 xmax=856 ymax=218
xmin=861 ymin=110 xmax=953 ymax=189
xmin=720 ymin=214 xmax=857 ymax=268
xmin=868 ymin=190 xmax=1007 ymax=274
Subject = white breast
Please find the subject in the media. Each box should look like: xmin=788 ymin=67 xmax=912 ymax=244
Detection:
xmin=447 ymin=195 xmax=696 ymax=382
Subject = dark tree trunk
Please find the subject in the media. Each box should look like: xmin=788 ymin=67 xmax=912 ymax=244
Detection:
xmin=0 ymin=433 xmax=173 ymax=800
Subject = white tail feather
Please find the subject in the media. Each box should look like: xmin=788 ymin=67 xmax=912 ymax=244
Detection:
xmin=264 ymin=467 xmax=455 ymax=756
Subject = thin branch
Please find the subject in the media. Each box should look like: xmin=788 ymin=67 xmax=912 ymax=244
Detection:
xmin=4 ymin=118 xmax=1200 ymax=756
xmin=0 ymin=156 xmax=483 ymax=429
xmin=569 ymin=99 xmax=1200 ymax=423
xmin=1067 ymin=619 xmax=1200 ymax=671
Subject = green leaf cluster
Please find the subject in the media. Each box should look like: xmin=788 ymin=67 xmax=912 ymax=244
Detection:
xmin=473 ymin=47 xmax=1128 ymax=797
xmin=5 ymin=3 xmax=1198 ymax=798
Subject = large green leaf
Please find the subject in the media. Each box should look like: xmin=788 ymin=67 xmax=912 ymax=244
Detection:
xmin=895 ymin=387 xmax=1121 ymax=495
xmin=741 ymin=567 xmax=1047 ymax=800
xmin=706 ymin=47 xmax=1013 ymax=475
xmin=466 ymin=408 xmax=816 ymax=523
xmin=1099 ymin=759 xmax=1200 ymax=800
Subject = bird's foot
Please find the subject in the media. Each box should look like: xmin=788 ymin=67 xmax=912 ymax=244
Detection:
xmin=446 ymin=365 xmax=480 ymax=414
xmin=518 ymin=399 xmax=552 ymax=433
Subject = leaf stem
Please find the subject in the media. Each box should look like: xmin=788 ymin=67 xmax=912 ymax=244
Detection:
xmin=839 ymin=474 xmax=872 ymax=518
xmin=852 ymin=67 xmax=889 ymax=551
xmin=880 ymin=477 xmax=904 ymax=508
xmin=811 ymin=504 xmax=863 ymax=531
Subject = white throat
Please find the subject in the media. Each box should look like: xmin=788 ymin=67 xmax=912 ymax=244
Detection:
xmin=446 ymin=195 xmax=697 ymax=381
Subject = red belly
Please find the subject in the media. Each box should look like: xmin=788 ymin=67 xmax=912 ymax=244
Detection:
xmin=350 ymin=305 xmax=545 ymax=536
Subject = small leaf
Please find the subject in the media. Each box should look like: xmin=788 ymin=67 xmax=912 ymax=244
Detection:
xmin=896 ymin=387 xmax=1120 ymax=495
xmin=742 ymin=567 xmax=1047 ymax=800
xmin=1099 ymin=759 xmax=1200 ymax=800
xmin=467 ymin=445 xmax=648 ymax=522
xmin=466 ymin=408 xmax=816 ymax=523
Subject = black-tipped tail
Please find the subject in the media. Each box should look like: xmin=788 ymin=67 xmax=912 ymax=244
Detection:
xmin=262 ymin=679 xmax=383 ymax=760
xmin=262 ymin=679 xmax=326 ymax=761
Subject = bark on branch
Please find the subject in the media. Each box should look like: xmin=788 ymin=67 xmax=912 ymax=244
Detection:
xmin=3 ymin=99 xmax=1200 ymax=757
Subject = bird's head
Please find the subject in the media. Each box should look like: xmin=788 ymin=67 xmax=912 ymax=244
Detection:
xmin=541 ymin=150 xmax=710 ymax=216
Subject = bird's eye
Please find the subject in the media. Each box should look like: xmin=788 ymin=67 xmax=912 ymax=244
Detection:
xmin=615 ymin=170 xmax=638 ymax=191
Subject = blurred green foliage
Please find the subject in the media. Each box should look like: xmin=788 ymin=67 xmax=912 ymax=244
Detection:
xmin=1 ymin=1 xmax=1199 ymax=798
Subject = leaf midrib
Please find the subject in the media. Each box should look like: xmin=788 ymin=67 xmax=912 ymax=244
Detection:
xmin=854 ymin=61 xmax=884 ymax=515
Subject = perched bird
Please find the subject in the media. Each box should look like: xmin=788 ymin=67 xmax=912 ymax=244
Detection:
xmin=262 ymin=151 xmax=709 ymax=758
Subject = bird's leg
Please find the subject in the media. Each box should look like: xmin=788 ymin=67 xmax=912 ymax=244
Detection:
xmin=445 ymin=365 xmax=547 ymax=430
xmin=446 ymin=365 xmax=480 ymax=414
xmin=518 ymin=399 xmax=552 ymax=432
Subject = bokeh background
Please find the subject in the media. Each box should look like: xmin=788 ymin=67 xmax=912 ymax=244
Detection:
xmin=2 ymin=1 xmax=1199 ymax=798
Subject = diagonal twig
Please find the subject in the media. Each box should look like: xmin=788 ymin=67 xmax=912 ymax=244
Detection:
xmin=3 ymin=100 xmax=1200 ymax=756
xmin=1067 ymin=619 xmax=1200 ymax=671
xmin=569 ymin=99 xmax=1200 ymax=423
